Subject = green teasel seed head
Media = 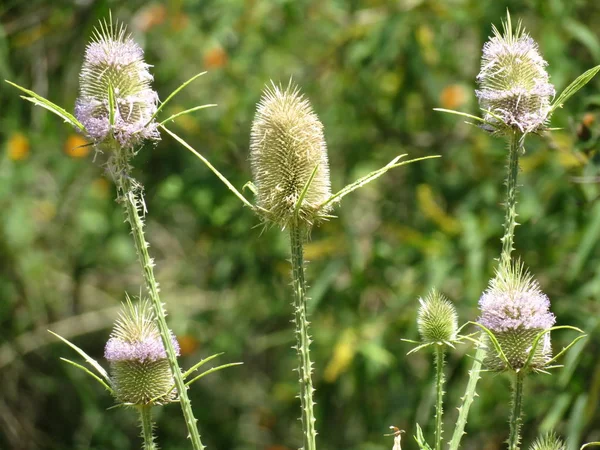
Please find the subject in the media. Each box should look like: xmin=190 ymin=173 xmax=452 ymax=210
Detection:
xmin=529 ymin=432 xmax=566 ymax=450
xmin=250 ymin=81 xmax=332 ymax=230
xmin=75 ymin=18 xmax=159 ymax=150
xmin=104 ymin=297 xmax=179 ymax=405
xmin=476 ymin=12 xmax=555 ymax=135
xmin=478 ymin=260 xmax=555 ymax=372
xmin=417 ymin=289 xmax=458 ymax=345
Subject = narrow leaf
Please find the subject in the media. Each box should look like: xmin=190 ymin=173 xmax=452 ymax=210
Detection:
xmin=434 ymin=108 xmax=486 ymax=123
xmin=60 ymin=358 xmax=114 ymax=394
xmin=242 ymin=181 xmax=258 ymax=195
xmin=5 ymin=80 xmax=84 ymax=131
xmin=149 ymin=71 xmax=207 ymax=123
xmin=49 ymin=330 xmax=110 ymax=381
xmin=158 ymin=104 xmax=217 ymax=126
xmin=108 ymin=82 xmax=115 ymax=126
xmin=293 ymin=163 xmax=320 ymax=219
xmin=551 ymin=65 xmax=600 ymax=112
xmin=161 ymin=125 xmax=255 ymax=209
xmin=468 ymin=322 xmax=512 ymax=370
xmin=319 ymin=155 xmax=441 ymax=209
xmin=185 ymin=363 xmax=244 ymax=387
xmin=182 ymin=353 xmax=224 ymax=380
xmin=581 ymin=443 xmax=600 ymax=449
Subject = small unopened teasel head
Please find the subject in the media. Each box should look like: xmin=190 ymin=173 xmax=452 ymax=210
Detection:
xmin=417 ymin=289 xmax=458 ymax=345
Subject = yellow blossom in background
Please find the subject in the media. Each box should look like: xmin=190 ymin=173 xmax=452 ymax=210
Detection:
xmin=439 ymin=84 xmax=468 ymax=110
xmin=64 ymin=134 xmax=90 ymax=158
xmin=7 ymin=132 xmax=30 ymax=161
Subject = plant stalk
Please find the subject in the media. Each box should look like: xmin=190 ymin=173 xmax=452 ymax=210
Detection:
xmin=289 ymin=225 xmax=317 ymax=450
xmin=500 ymin=131 xmax=522 ymax=268
xmin=434 ymin=345 xmax=446 ymax=450
xmin=138 ymin=405 xmax=156 ymax=450
xmin=449 ymin=337 xmax=484 ymax=450
xmin=112 ymin=152 xmax=205 ymax=450
xmin=508 ymin=372 xmax=524 ymax=450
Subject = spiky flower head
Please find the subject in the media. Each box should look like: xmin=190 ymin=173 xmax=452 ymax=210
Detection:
xmin=417 ymin=289 xmax=458 ymax=345
xmin=105 ymin=297 xmax=179 ymax=405
xmin=478 ymin=260 xmax=555 ymax=372
xmin=476 ymin=12 xmax=555 ymax=134
xmin=529 ymin=432 xmax=566 ymax=450
xmin=75 ymin=18 xmax=159 ymax=150
xmin=250 ymin=81 xmax=332 ymax=230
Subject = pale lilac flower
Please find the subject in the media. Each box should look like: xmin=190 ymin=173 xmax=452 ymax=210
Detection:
xmin=104 ymin=333 xmax=180 ymax=363
xmin=475 ymin=15 xmax=555 ymax=134
xmin=75 ymin=20 xmax=159 ymax=149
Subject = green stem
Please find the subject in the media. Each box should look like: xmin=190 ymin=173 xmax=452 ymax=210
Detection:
xmin=290 ymin=225 xmax=317 ymax=450
xmin=508 ymin=372 xmax=524 ymax=450
xmin=448 ymin=338 xmax=484 ymax=450
xmin=138 ymin=405 xmax=156 ymax=450
xmin=112 ymin=152 xmax=205 ymax=450
xmin=500 ymin=131 xmax=522 ymax=268
xmin=434 ymin=346 xmax=446 ymax=450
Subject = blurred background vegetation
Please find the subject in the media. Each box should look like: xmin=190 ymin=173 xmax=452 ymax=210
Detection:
xmin=1 ymin=0 xmax=600 ymax=449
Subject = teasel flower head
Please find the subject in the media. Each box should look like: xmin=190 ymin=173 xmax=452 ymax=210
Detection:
xmin=478 ymin=260 xmax=555 ymax=372
xmin=75 ymin=18 xmax=160 ymax=150
xmin=105 ymin=297 xmax=179 ymax=405
xmin=417 ymin=289 xmax=458 ymax=345
xmin=529 ymin=432 xmax=566 ymax=450
xmin=476 ymin=12 xmax=555 ymax=135
xmin=250 ymin=81 xmax=332 ymax=230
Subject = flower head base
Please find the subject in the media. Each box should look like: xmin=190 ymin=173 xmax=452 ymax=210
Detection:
xmin=250 ymin=81 xmax=332 ymax=229
xmin=529 ymin=432 xmax=566 ymax=450
xmin=75 ymin=19 xmax=159 ymax=150
xmin=417 ymin=289 xmax=458 ymax=345
xmin=105 ymin=297 xmax=179 ymax=405
xmin=476 ymin=13 xmax=555 ymax=135
xmin=478 ymin=261 xmax=555 ymax=372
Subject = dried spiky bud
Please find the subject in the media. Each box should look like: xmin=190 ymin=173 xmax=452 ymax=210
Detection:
xmin=417 ymin=289 xmax=458 ymax=345
xmin=250 ymin=82 xmax=331 ymax=229
xmin=478 ymin=261 xmax=555 ymax=372
xmin=105 ymin=298 xmax=179 ymax=405
xmin=476 ymin=13 xmax=555 ymax=134
xmin=75 ymin=19 xmax=159 ymax=149
xmin=529 ymin=432 xmax=566 ymax=450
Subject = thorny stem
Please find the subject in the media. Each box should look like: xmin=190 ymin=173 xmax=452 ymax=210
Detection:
xmin=138 ymin=405 xmax=156 ymax=450
xmin=508 ymin=372 xmax=525 ymax=450
xmin=448 ymin=338 xmax=484 ymax=450
xmin=500 ymin=131 xmax=522 ymax=268
xmin=111 ymin=150 xmax=205 ymax=450
xmin=434 ymin=346 xmax=446 ymax=450
xmin=290 ymin=225 xmax=317 ymax=450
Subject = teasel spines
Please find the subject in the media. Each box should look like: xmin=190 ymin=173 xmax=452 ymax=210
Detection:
xmin=529 ymin=432 xmax=566 ymax=450
xmin=478 ymin=260 xmax=555 ymax=372
xmin=75 ymin=18 xmax=159 ymax=149
xmin=476 ymin=12 xmax=555 ymax=135
xmin=417 ymin=289 xmax=458 ymax=345
xmin=105 ymin=297 xmax=179 ymax=405
xmin=250 ymin=81 xmax=332 ymax=230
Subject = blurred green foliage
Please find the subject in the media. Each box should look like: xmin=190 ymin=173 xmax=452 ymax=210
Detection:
xmin=1 ymin=1 xmax=600 ymax=449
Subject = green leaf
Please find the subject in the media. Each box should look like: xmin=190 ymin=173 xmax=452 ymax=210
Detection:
xmin=414 ymin=423 xmax=433 ymax=450
xmin=293 ymin=163 xmax=320 ymax=220
xmin=433 ymin=108 xmax=486 ymax=123
xmin=158 ymin=104 xmax=217 ymax=126
xmin=468 ymin=321 xmax=512 ymax=370
xmin=319 ymin=154 xmax=441 ymax=209
xmin=242 ymin=181 xmax=257 ymax=196
xmin=60 ymin=358 xmax=114 ymax=394
xmin=5 ymin=80 xmax=85 ymax=131
xmin=185 ymin=362 xmax=243 ymax=387
xmin=182 ymin=352 xmax=224 ymax=380
xmin=108 ymin=82 xmax=115 ymax=126
xmin=149 ymin=71 xmax=207 ymax=123
xmin=581 ymin=443 xmax=600 ymax=449
xmin=48 ymin=330 xmax=110 ymax=381
xmin=551 ymin=65 xmax=600 ymax=113
xmin=161 ymin=125 xmax=255 ymax=209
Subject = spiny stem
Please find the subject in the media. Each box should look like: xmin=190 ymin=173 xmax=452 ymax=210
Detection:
xmin=111 ymin=151 xmax=205 ymax=450
xmin=500 ymin=131 xmax=522 ymax=268
xmin=508 ymin=372 xmax=525 ymax=450
xmin=434 ymin=345 xmax=446 ymax=450
xmin=290 ymin=225 xmax=317 ymax=450
xmin=448 ymin=338 xmax=484 ymax=450
xmin=138 ymin=405 xmax=156 ymax=450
